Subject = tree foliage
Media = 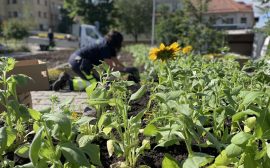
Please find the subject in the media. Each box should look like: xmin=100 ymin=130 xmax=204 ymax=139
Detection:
xmin=115 ymin=0 xmax=152 ymax=42
xmin=58 ymin=8 xmax=74 ymax=34
xmin=156 ymin=0 xmax=225 ymax=53
xmin=64 ymin=0 xmax=116 ymax=34
xmin=3 ymin=19 xmax=29 ymax=41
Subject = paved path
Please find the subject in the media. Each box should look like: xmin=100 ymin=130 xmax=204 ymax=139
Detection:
xmin=31 ymin=91 xmax=89 ymax=112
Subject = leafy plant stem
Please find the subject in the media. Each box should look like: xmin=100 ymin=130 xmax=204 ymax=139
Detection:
xmin=42 ymin=121 xmax=56 ymax=160
xmin=3 ymin=71 xmax=12 ymax=126
xmin=165 ymin=61 xmax=175 ymax=90
xmin=184 ymin=129 xmax=193 ymax=156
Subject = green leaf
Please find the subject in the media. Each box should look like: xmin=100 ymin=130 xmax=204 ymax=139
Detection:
xmin=244 ymin=153 xmax=258 ymax=168
xmin=76 ymin=116 xmax=96 ymax=125
xmin=178 ymin=104 xmax=192 ymax=116
xmin=98 ymin=113 xmax=111 ymax=130
xmin=86 ymin=82 xmax=97 ymax=97
xmin=232 ymin=110 xmax=259 ymax=122
xmin=130 ymin=111 xmax=144 ymax=124
xmin=59 ymin=97 xmax=74 ymax=108
xmin=143 ymin=124 xmax=158 ymax=136
xmin=29 ymin=127 xmax=44 ymax=166
xmin=78 ymin=135 xmax=95 ymax=147
xmin=12 ymin=74 xmax=31 ymax=86
xmin=6 ymin=57 xmax=16 ymax=72
xmin=231 ymin=132 xmax=252 ymax=145
xmin=39 ymin=141 xmax=55 ymax=161
xmin=107 ymin=140 xmax=115 ymax=157
xmin=111 ymin=71 xmax=121 ymax=78
xmin=43 ymin=113 xmax=71 ymax=138
xmin=19 ymin=105 xmax=30 ymax=120
xmin=129 ymin=85 xmax=147 ymax=102
xmin=60 ymin=142 xmax=90 ymax=167
xmin=242 ymin=91 xmax=264 ymax=106
xmin=0 ymin=127 xmax=7 ymax=154
xmin=155 ymin=139 xmax=179 ymax=148
xmin=39 ymin=107 xmax=51 ymax=114
xmin=80 ymin=142 xmax=102 ymax=166
xmin=28 ymin=108 xmax=41 ymax=121
xmin=14 ymin=163 xmax=34 ymax=168
xmin=225 ymin=144 xmax=243 ymax=158
xmin=15 ymin=143 xmax=30 ymax=158
xmin=267 ymin=143 xmax=270 ymax=159
xmin=6 ymin=127 xmax=16 ymax=147
xmin=183 ymin=153 xmax=214 ymax=168
xmin=213 ymin=150 xmax=230 ymax=166
xmin=162 ymin=153 xmax=180 ymax=168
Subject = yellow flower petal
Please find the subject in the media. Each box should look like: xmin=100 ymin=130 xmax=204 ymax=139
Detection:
xmin=182 ymin=45 xmax=193 ymax=54
xmin=149 ymin=54 xmax=157 ymax=61
xmin=169 ymin=42 xmax=180 ymax=51
xmin=159 ymin=43 xmax=166 ymax=50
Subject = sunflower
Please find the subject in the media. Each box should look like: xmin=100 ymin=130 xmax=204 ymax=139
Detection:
xmin=182 ymin=45 xmax=193 ymax=54
xmin=149 ymin=42 xmax=180 ymax=61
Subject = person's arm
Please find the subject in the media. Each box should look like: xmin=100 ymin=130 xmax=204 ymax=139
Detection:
xmin=104 ymin=57 xmax=125 ymax=71
xmin=111 ymin=57 xmax=125 ymax=69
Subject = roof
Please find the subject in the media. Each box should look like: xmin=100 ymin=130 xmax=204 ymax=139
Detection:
xmin=208 ymin=0 xmax=253 ymax=13
xmin=191 ymin=0 xmax=253 ymax=14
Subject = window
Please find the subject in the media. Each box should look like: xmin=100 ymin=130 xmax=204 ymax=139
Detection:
xmin=37 ymin=0 xmax=40 ymax=4
xmin=38 ymin=11 xmax=41 ymax=17
xmin=45 ymin=0 xmax=47 ymax=6
xmin=223 ymin=18 xmax=234 ymax=24
xmin=7 ymin=0 xmax=10 ymax=4
xmin=13 ymin=11 xmax=18 ymax=17
xmin=8 ymin=12 xmax=12 ymax=18
xmin=241 ymin=17 xmax=247 ymax=24
xmin=44 ymin=12 xmax=47 ymax=18
xmin=85 ymin=28 xmax=99 ymax=39
xmin=12 ymin=0 xmax=16 ymax=4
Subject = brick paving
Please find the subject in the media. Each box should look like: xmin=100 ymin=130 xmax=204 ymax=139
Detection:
xmin=31 ymin=91 xmax=89 ymax=112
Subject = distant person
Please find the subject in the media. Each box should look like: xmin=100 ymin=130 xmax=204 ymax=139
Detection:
xmin=52 ymin=30 xmax=140 ymax=91
xmin=47 ymin=28 xmax=55 ymax=48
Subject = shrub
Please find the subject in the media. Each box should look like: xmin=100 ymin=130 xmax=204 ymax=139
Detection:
xmin=3 ymin=19 xmax=29 ymax=41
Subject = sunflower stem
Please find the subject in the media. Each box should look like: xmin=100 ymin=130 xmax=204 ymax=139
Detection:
xmin=165 ymin=61 xmax=175 ymax=90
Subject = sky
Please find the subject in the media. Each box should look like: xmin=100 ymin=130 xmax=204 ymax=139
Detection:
xmin=235 ymin=0 xmax=270 ymax=27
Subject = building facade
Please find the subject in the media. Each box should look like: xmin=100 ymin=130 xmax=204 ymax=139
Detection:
xmin=0 ymin=0 xmax=63 ymax=31
xmin=203 ymin=0 xmax=255 ymax=29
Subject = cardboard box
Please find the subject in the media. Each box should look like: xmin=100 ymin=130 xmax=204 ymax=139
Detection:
xmin=18 ymin=91 xmax=32 ymax=108
xmin=8 ymin=60 xmax=50 ymax=93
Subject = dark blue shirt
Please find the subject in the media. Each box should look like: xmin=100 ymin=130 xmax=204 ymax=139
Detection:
xmin=74 ymin=40 xmax=116 ymax=66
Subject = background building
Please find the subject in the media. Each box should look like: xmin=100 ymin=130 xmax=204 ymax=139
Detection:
xmin=0 ymin=0 xmax=63 ymax=31
xmin=203 ymin=0 xmax=255 ymax=29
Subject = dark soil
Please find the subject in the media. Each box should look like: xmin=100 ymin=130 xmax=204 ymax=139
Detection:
xmin=5 ymin=152 xmax=30 ymax=166
xmin=95 ymin=137 xmax=219 ymax=168
xmin=14 ymin=49 xmax=75 ymax=69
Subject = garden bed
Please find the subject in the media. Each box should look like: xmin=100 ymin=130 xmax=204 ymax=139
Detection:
xmin=2 ymin=43 xmax=270 ymax=168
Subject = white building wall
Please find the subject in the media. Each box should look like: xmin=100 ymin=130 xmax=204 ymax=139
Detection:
xmin=204 ymin=12 xmax=254 ymax=29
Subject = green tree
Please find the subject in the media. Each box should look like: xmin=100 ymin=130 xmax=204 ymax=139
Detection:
xmin=64 ymin=0 xmax=116 ymax=34
xmin=3 ymin=19 xmax=29 ymax=41
xmin=58 ymin=8 xmax=74 ymax=33
xmin=155 ymin=0 xmax=225 ymax=53
xmin=155 ymin=5 xmax=182 ymax=45
xmin=115 ymin=0 xmax=152 ymax=42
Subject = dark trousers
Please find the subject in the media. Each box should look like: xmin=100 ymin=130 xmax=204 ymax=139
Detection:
xmin=120 ymin=67 xmax=140 ymax=83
